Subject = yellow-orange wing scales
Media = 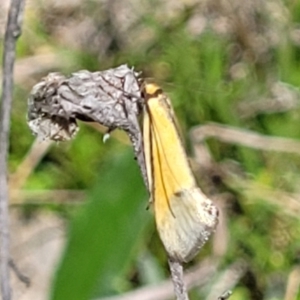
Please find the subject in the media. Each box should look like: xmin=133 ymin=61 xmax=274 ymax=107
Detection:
xmin=143 ymin=83 xmax=218 ymax=263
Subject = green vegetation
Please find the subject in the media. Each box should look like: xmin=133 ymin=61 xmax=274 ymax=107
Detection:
xmin=4 ymin=0 xmax=300 ymax=299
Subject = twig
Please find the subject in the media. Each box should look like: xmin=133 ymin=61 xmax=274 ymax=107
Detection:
xmin=206 ymin=260 xmax=247 ymax=300
xmin=168 ymin=258 xmax=188 ymax=300
xmin=9 ymin=139 xmax=52 ymax=191
xmin=191 ymin=122 xmax=300 ymax=155
xmin=0 ymin=0 xmax=25 ymax=299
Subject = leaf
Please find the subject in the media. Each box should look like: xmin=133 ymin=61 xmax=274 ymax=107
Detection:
xmin=50 ymin=148 xmax=150 ymax=300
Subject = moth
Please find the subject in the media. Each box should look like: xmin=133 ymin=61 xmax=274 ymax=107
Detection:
xmin=142 ymin=83 xmax=218 ymax=263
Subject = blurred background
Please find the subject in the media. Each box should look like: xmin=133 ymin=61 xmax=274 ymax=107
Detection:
xmin=1 ymin=0 xmax=300 ymax=299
